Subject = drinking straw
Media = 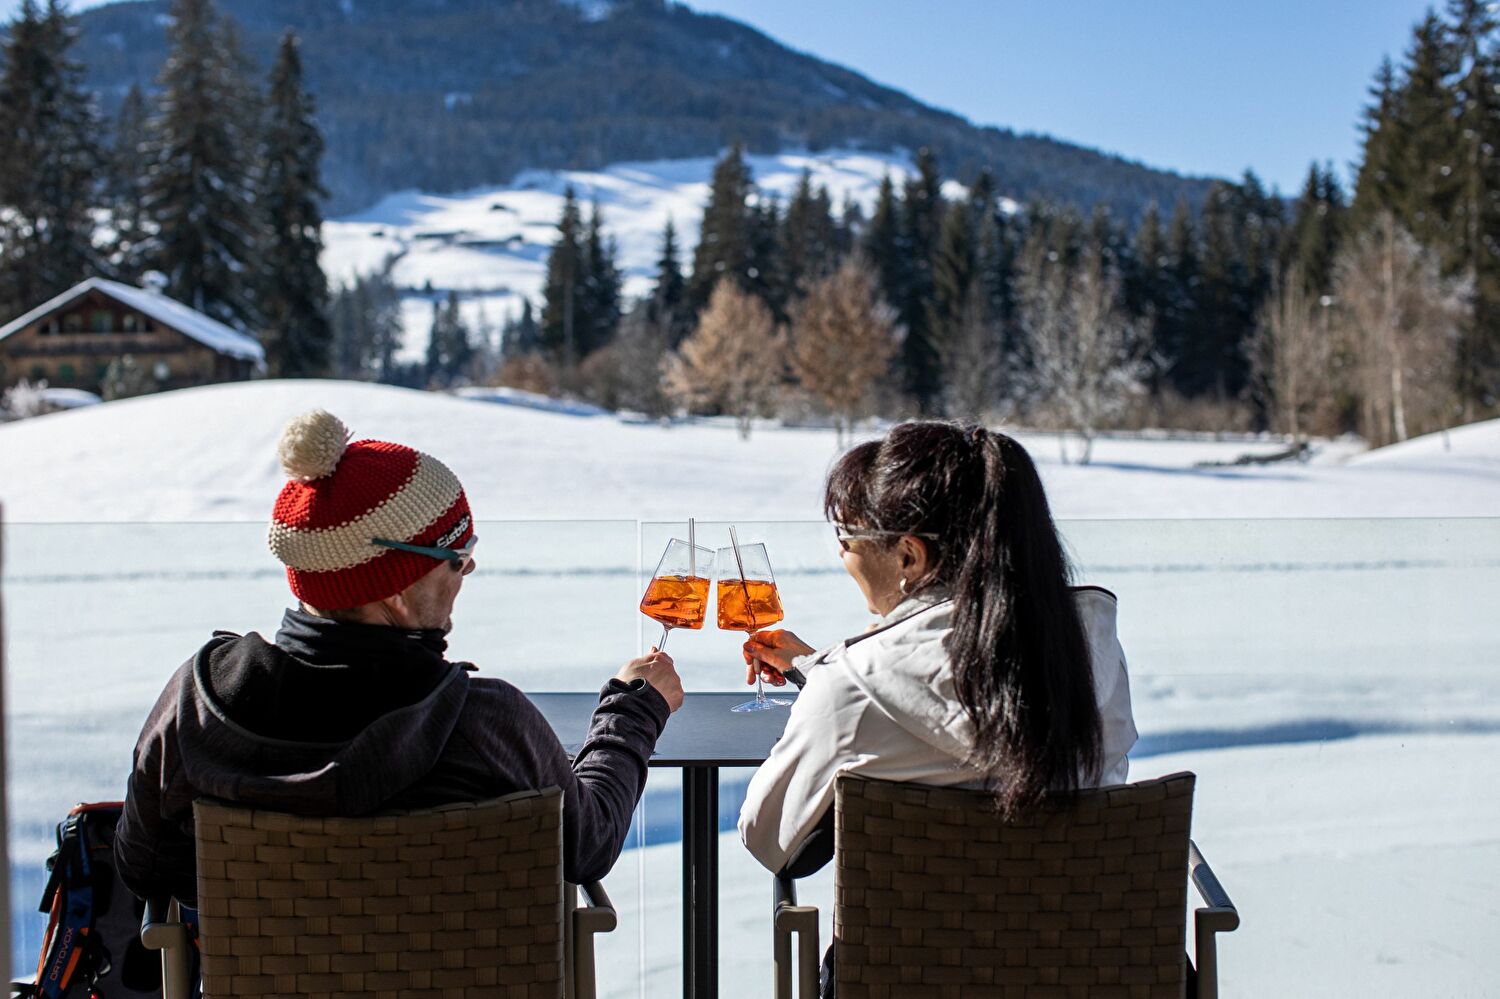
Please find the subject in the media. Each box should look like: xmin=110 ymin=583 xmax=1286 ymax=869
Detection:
xmin=728 ymin=525 xmax=757 ymax=631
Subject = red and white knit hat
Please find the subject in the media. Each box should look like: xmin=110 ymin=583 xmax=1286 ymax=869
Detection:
xmin=267 ymin=410 xmax=472 ymax=610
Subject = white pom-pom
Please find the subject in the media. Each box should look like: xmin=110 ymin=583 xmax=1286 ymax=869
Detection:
xmin=277 ymin=410 xmax=351 ymax=482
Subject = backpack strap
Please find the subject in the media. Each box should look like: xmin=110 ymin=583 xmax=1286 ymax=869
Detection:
xmin=33 ymin=809 xmax=109 ymax=999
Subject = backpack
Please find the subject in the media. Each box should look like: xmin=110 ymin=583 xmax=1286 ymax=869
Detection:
xmin=10 ymin=802 xmax=170 ymax=999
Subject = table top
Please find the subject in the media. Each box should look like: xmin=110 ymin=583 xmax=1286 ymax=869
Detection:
xmin=530 ymin=691 xmax=799 ymax=767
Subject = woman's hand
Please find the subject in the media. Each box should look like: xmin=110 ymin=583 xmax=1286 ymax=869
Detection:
xmin=743 ymin=629 xmax=815 ymax=685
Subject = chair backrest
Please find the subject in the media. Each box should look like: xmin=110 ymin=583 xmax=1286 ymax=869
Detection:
xmin=834 ymin=771 xmax=1195 ymax=998
xmin=193 ymin=787 xmax=564 ymax=999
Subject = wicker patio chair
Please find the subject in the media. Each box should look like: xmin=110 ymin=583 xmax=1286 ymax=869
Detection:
xmin=141 ymin=787 xmax=616 ymax=999
xmin=773 ymin=771 xmax=1238 ymax=999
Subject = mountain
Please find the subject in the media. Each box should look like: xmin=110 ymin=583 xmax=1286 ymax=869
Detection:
xmin=68 ymin=0 xmax=1216 ymax=216
xmin=322 ymin=150 xmax=959 ymax=360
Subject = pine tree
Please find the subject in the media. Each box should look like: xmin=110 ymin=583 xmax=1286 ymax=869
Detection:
xmin=1286 ymin=163 xmax=1346 ymax=298
xmin=502 ymin=298 xmax=541 ymax=357
xmin=1354 ymin=58 xmax=1408 ymax=225
xmin=259 ymin=31 xmax=331 ymax=377
xmin=928 ymin=200 xmax=978 ymax=414
xmin=789 ymin=255 xmax=900 ymax=443
xmin=648 ymin=217 xmax=691 ymax=346
xmin=426 ymin=290 xmax=472 ymax=387
xmin=862 ymin=173 xmax=905 ymax=315
xmin=104 ymin=83 xmax=151 ymax=282
xmin=782 ymin=170 xmax=839 ymax=300
xmin=143 ymin=0 xmax=264 ymax=332
xmin=1158 ymin=197 xmax=1200 ymax=392
xmin=745 ymin=194 xmax=784 ymax=318
xmin=579 ymin=200 xmax=621 ymax=356
xmin=898 ymin=148 xmax=945 ymax=409
xmin=687 ymin=143 xmax=753 ymax=312
xmin=540 ymin=186 xmax=585 ymax=364
xmin=1446 ymin=0 xmax=1500 ymax=406
xmin=0 ymin=0 xmax=100 ymax=321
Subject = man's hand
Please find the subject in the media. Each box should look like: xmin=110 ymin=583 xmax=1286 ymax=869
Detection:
xmin=743 ymin=629 xmax=815 ymax=685
xmin=616 ymin=649 xmax=684 ymax=712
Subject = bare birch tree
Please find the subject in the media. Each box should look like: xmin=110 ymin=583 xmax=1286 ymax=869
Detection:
xmin=788 ymin=255 xmax=900 ymax=444
xmin=664 ymin=279 xmax=784 ymax=439
xmin=1333 ymin=214 xmax=1468 ymax=446
xmin=1016 ymin=247 xmax=1147 ymax=464
xmin=1248 ymin=272 xmax=1332 ymax=447
xmin=938 ymin=283 xmax=1003 ymax=420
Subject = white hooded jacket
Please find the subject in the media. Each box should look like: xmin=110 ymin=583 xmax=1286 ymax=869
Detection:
xmin=738 ymin=585 xmax=1137 ymax=874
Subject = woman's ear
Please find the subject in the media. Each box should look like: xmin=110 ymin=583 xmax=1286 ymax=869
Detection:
xmin=899 ymin=535 xmax=931 ymax=576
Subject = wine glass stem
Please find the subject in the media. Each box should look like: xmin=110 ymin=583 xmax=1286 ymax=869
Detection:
xmin=657 ymin=624 xmax=671 ymax=653
xmin=755 ymin=675 xmax=766 ymax=706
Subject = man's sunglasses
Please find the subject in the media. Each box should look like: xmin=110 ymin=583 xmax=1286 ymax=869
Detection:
xmin=371 ymin=534 xmax=478 ymax=571
xmin=833 ymin=523 xmax=938 ymax=552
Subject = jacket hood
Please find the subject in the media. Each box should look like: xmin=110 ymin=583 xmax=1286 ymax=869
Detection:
xmin=174 ymin=610 xmax=470 ymax=815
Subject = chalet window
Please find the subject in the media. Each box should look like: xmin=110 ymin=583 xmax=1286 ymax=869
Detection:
xmin=58 ymin=363 xmax=75 ymax=383
xmin=42 ymin=319 xmax=60 ymax=335
xmin=90 ymin=310 xmax=112 ymax=333
xmin=64 ymin=314 xmax=83 ymax=332
xmin=122 ymin=313 xmax=137 ymax=332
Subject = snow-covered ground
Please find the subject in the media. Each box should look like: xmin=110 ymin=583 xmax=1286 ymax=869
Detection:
xmin=2 ymin=381 xmax=1499 ymax=996
xmin=320 ymin=149 xmax=981 ymax=364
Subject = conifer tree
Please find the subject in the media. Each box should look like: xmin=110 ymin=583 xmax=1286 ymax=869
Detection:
xmin=782 ymin=170 xmax=839 ymax=300
xmin=1157 ymin=197 xmax=1200 ymax=392
xmin=789 ymin=255 xmax=900 ymax=443
xmin=580 ymin=200 xmax=621 ymax=355
xmin=862 ymin=173 xmax=905 ymax=313
xmin=502 ymin=298 xmax=541 ymax=357
xmin=1446 ymin=0 xmax=1500 ymax=405
xmin=143 ymin=0 xmax=264 ymax=332
xmin=687 ymin=144 xmax=753 ymax=312
xmin=259 ymin=31 xmax=331 ymax=377
xmin=426 ymin=290 xmax=472 ymax=387
xmin=898 ymin=148 xmax=945 ymax=409
xmin=746 ymin=195 xmax=784 ymax=318
xmin=104 ymin=83 xmax=151 ymax=282
xmin=1353 ymin=58 xmax=1408 ymax=225
xmin=540 ymin=186 xmax=585 ymax=363
xmin=0 ymin=0 xmax=100 ymax=321
xmin=928 ymin=200 xmax=980 ymax=413
xmin=1286 ymin=163 xmax=1346 ymax=298
xmin=648 ymin=217 xmax=690 ymax=346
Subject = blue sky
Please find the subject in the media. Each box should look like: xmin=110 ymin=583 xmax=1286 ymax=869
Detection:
xmin=685 ymin=0 xmax=1440 ymax=193
xmin=4 ymin=0 xmax=1443 ymax=193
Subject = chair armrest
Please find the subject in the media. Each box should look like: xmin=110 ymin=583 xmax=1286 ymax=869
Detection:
xmin=140 ymin=896 xmax=194 ymax=999
xmin=1188 ymin=840 xmax=1240 ymax=999
xmin=773 ymin=874 xmax=819 ymax=999
xmin=567 ymin=881 xmax=616 ymax=999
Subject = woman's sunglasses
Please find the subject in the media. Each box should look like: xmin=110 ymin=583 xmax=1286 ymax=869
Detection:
xmin=832 ymin=523 xmax=938 ymax=552
xmin=371 ymin=534 xmax=478 ymax=572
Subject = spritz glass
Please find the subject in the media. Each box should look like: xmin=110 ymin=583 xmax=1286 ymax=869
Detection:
xmin=716 ymin=540 xmax=791 ymax=712
xmin=640 ymin=539 xmax=715 ymax=651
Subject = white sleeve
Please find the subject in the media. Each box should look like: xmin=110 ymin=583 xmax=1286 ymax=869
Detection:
xmin=738 ymin=663 xmax=867 ymax=873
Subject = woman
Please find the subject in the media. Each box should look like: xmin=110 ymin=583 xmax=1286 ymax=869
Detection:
xmin=738 ymin=422 xmax=1137 ymax=880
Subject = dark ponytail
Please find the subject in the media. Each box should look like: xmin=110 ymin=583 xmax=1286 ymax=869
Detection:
xmin=824 ymin=422 xmax=1102 ymax=815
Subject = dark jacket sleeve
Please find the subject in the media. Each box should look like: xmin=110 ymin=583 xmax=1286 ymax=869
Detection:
xmin=459 ymin=678 xmax=669 ymax=883
xmin=115 ymin=664 xmax=199 ymax=905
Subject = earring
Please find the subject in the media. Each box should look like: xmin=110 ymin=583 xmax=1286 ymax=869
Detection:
xmin=898 ymin=577 xmax=908 ymax=594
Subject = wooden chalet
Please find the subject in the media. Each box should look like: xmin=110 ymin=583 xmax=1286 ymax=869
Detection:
xmin=0 ymin=277 xmax=265 ymax=395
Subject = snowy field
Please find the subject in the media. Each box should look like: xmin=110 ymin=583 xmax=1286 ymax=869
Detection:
xmin=320 ymin=149 xmax=979 ymax=364
xmin=2 ymin=381 xmax=1499 ymax=996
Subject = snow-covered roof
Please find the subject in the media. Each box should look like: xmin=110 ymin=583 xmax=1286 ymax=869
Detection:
xmin=0 ymin=277 xmax=265 ymax=363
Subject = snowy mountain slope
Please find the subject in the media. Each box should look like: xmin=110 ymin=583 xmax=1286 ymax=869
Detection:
xmin=2 ymin=380 xmax=1497 ymax=523
xmin=320 ymin=150 xmax=973 ymax=364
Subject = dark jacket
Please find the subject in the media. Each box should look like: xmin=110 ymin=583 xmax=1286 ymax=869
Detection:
xmin=115 ymin=609 xmax=669 ymax=905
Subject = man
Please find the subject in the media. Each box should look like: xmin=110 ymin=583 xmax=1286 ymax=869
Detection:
xmin=115 ymin=409 xmax=681 ymax=905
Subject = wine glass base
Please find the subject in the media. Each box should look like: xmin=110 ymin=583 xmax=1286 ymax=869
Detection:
xmin=731 ymin=695 xmax=793 ymax=712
